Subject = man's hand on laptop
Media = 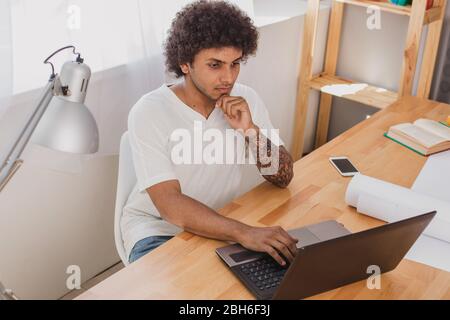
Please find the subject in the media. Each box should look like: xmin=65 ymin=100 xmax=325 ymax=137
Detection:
xmin=238 ymin=225 xmax=298 ymax=266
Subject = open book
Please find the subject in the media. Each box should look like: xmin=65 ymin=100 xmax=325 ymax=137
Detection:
xmin=384 ymin=118 xmax=450 ymax=156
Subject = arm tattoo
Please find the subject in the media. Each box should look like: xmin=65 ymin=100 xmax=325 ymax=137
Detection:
xmin=245 ymin=129 xmax=294 ymax=188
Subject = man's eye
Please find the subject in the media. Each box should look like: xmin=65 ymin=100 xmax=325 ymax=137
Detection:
xmin=209 ymin=63 xmax=219 ymax=68
xmin=232 ymin=62 xmax=241 ymax=67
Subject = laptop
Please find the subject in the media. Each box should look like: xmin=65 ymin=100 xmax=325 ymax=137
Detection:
xmin=216 ymin=211 xmax=436 ymax=300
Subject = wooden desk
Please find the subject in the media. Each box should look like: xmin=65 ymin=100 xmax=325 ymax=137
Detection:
xmin=77 ymin=96 xmax=450 ymax=300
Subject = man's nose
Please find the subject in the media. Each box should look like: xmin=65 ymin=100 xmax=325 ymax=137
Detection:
xmin=220 ymin=66 xmax=234 ymax=84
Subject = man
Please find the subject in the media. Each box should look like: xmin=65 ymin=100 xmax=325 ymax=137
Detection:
xmin=122 ymin=0 xmax=296 ymax=266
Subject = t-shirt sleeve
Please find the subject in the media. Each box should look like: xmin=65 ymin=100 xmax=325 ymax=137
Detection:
xmin=128 ymin=104 xmax=177 ymax=193
xmin=250 ymin=90 xmax=285 ymax=147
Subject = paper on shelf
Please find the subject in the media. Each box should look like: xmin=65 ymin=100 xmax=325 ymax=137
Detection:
xmin=345 ymin=174 xmax=450 ymax=243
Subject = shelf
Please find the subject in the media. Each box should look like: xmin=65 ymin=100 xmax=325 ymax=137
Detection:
xmin=336 ymin=0 xmax=412 ymax=16
xmin=336 ymin=0 xmax=443 ymax=25
xmin=291 ymin=0 xmax=446 ymax=160
xmin=308 ymin=73 xmax=398 ymax=109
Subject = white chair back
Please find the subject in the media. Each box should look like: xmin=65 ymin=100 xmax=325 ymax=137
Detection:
xmin=114 ymin=132 xmax=136 ymax=266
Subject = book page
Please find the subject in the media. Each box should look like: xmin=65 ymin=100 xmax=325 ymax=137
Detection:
xmin=391 ymin=123 xmax=447 ymax=148
xmin=414 ymin=119 xmax=450 ymax=141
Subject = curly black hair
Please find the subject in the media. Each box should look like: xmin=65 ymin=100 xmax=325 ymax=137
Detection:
xmin=164 ymin=0 xmax=259 ymax=78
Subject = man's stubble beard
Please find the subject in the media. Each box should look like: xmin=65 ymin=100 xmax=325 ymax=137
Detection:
xmin=189 ymin=74 xmax=218 ymax=103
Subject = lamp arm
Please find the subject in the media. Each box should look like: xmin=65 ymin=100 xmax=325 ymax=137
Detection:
xmin=0 ymin=77 xmax=56 ymax=192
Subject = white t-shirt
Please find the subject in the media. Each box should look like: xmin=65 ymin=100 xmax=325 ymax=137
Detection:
xmin=121 ymin=83 xmax=283 ymax=258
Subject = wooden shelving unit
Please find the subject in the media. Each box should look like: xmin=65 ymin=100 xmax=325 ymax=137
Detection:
xmin=291 ymin=0 xmax=447 ymax=160
xmin=308 ymin=73 xmax=398 ymax=108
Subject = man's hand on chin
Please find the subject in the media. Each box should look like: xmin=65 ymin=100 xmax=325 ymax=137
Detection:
xmin=215 ymin=95 xmax=255 ymax=134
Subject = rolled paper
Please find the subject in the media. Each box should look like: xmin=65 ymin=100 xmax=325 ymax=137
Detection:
xmin=345 ymin=173 xmax=450 ymax=243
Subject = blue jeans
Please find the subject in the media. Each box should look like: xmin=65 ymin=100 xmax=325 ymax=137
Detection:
xmin=129 ymin=235 xmax=173 ymax=263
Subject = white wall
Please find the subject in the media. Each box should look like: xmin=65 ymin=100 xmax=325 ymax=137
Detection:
xmin=0 ymin=0 xmax=12 ymax=99
xmin=0 ymin=148 xmax=119 ymax=299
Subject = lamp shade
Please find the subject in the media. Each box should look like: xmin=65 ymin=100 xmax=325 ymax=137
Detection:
xmin=32 ymin=96 xmax=99 ymax=154
xmin=31 ymin=60 xmax=99 ymax=154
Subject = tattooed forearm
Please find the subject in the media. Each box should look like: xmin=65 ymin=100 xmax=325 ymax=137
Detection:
xmin=246 ymin=127 xmax=294 ymax=188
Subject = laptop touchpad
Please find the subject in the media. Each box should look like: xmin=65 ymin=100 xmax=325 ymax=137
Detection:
xmin=288 ymin=228 xmax=321 ymax=248
xmin=308 ymin=220 xmax=351 ymax=241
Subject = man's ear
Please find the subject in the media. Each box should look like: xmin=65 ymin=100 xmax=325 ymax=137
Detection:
xmin=180 ymin=63 xmax=190 ymax=75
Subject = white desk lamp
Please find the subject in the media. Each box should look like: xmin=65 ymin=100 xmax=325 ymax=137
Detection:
xmin=0 ymin=46 xmax=99 ymax=299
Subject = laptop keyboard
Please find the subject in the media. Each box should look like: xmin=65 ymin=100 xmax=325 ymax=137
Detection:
xmin=238 ymin=257 xmax=288 ymax=291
